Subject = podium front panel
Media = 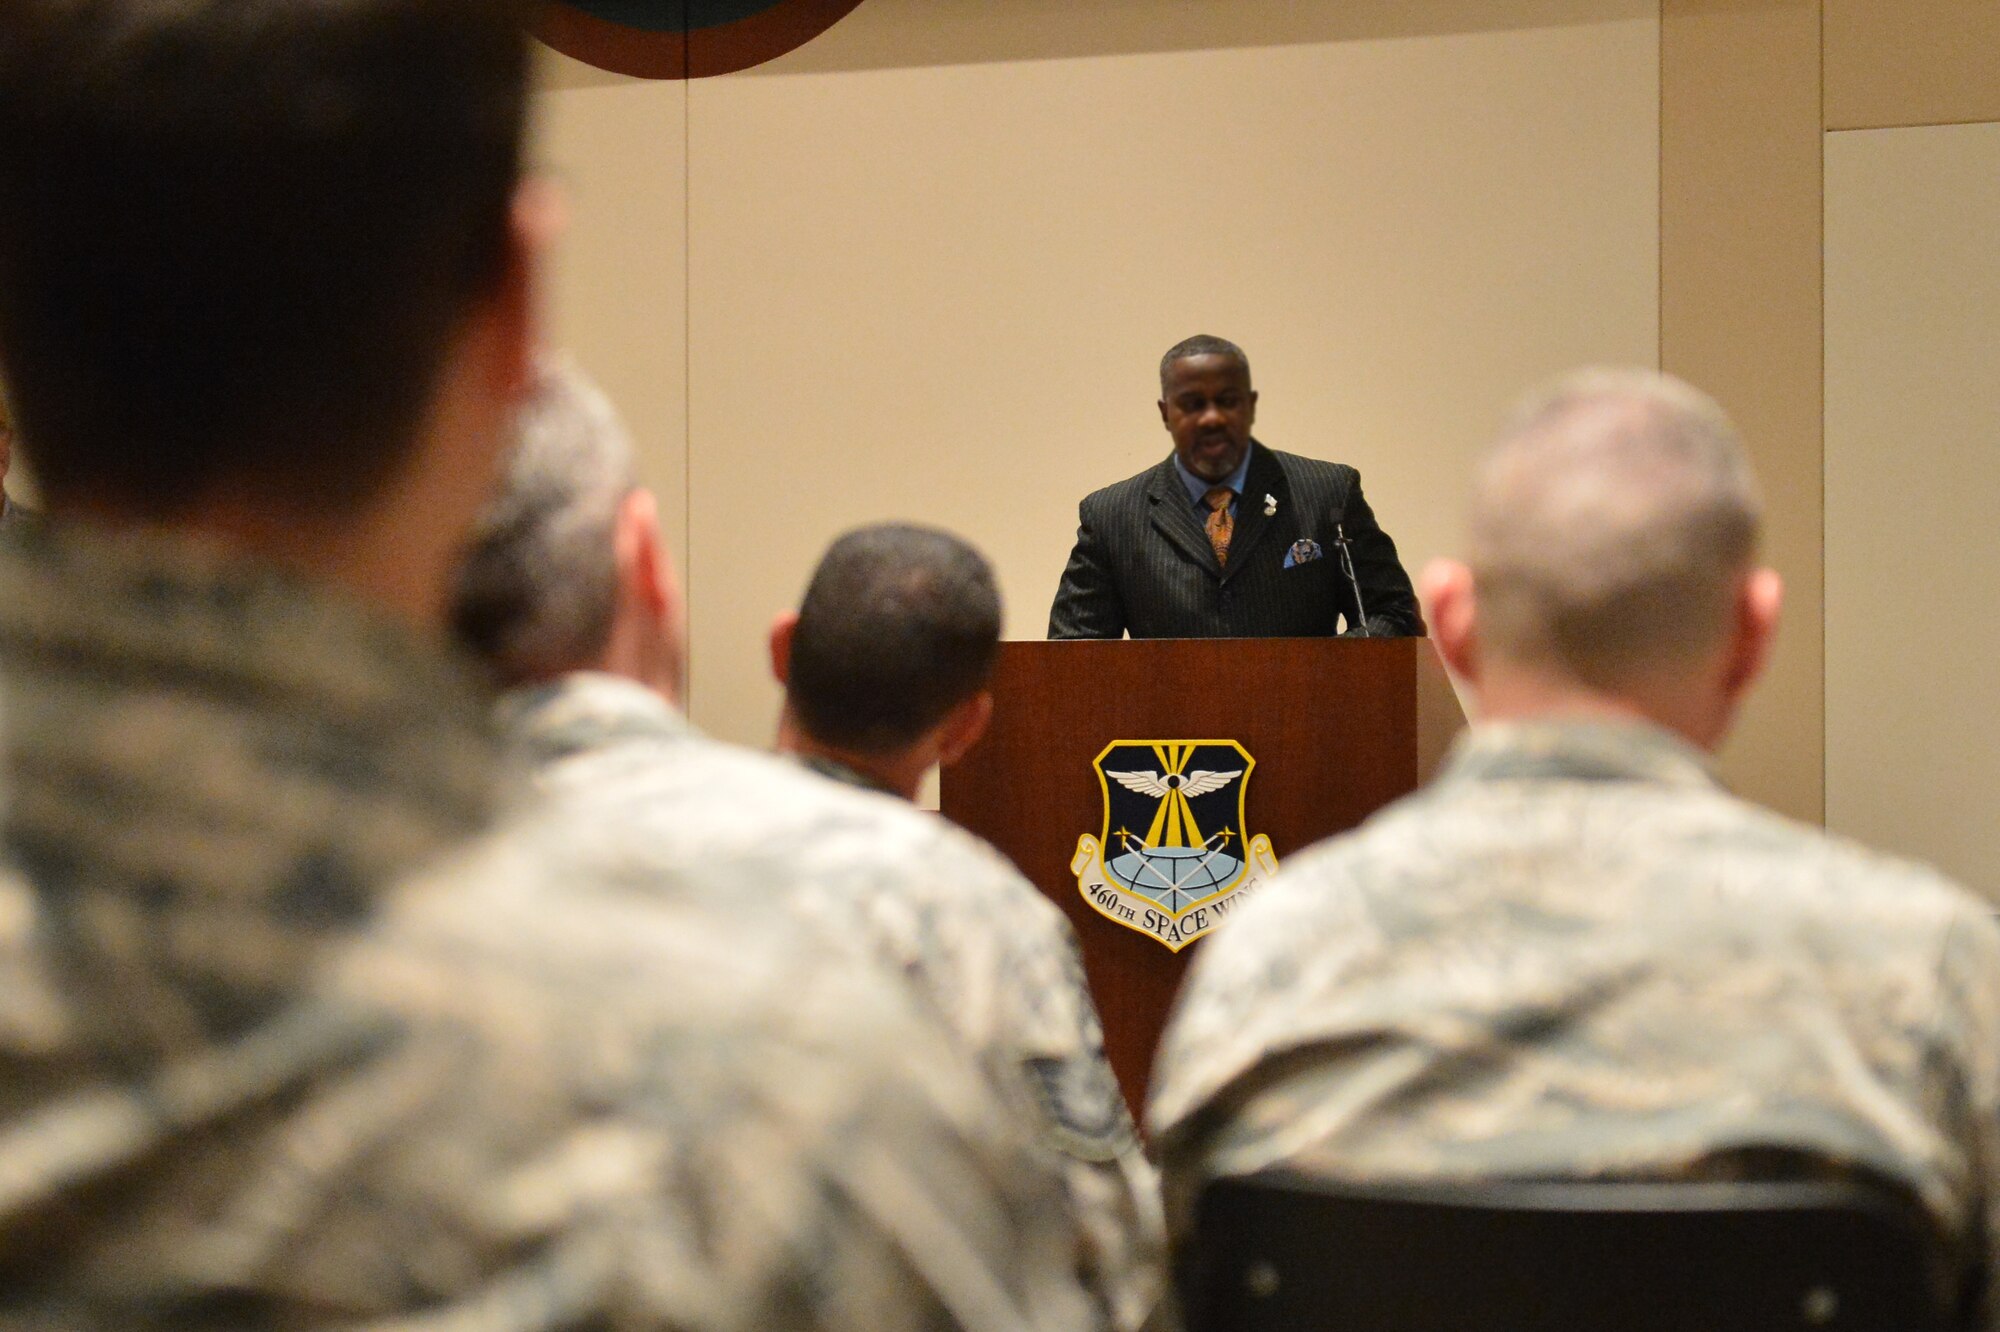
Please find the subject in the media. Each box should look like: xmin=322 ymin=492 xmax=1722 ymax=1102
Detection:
xmin=941 ymin=636 xmax=1460 ymax=1119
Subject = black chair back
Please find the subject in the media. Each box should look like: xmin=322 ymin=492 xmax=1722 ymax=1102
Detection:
xmin=1181 ymin=1171 xmax=1974 ymax=1331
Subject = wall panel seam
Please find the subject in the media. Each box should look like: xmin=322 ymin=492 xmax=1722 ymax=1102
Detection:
xmin=681 ymin=65 xmax=694 ymax=711
xmin=1819 ymin=0 xmax=1829 ymax=826
xmin=1829 ymin=115 xmax=2000 ymax=134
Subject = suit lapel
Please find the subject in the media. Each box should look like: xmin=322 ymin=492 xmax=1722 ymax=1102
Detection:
xmin=1145 ymin=458 xmax=1222 ymax=578
xmin=1219 ymin=443 xmax=1287 ymax=584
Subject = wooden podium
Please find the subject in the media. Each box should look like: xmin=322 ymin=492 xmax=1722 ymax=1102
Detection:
xmin=940 ymin=637 xmax=1464 ymax=1118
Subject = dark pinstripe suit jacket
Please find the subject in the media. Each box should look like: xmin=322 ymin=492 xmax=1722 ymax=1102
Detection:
xmin=1047 ymin=442 xmax=1425 ymax=639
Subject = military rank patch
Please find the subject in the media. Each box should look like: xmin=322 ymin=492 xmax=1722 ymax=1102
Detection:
xmin=1070 ymin=740 xmax=1278 ymax=952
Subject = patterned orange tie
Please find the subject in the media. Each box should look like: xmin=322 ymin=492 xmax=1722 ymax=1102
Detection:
xmin=1203 ymin=484 xmax=1236 ymax=567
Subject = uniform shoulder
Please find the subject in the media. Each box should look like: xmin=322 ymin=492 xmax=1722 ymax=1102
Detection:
xmin=1272 ymin=780 xmax=1990 ymax=968
xmin=522 ymin=708 xmax=1071 ymax=947
xmin=348 ymin=803 xmax=849 ymax=1034
xmin=927 ymin=810 xmax=1076 ymax=929
xmin=324 ymin=826 xmax=1087 ymax=1329
xmin=1733 ymin=800 xmax=1990 ymax=923
xmin=790 ymin=780 xmax=1068 ymax=925
xmin=537 ymin=711 xmax=871 ymax=822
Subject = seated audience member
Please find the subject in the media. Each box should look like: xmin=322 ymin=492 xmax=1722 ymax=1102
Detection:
xmin=771 ymin=523 xmax=999 ymax=800
xmin=0 ymin=3 xmax=1091 ymax=1328
xmin=453 ymin=368 xmax=1165 ymax=1332
xmin=1150 ymin=370 xmax=2000 ymax=1300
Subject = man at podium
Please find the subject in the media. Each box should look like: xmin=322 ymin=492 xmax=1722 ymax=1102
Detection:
xmin=1048 ymin=335 xmax=1424 ymax=639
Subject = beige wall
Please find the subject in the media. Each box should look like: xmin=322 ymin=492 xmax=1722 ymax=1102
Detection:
xmin=536 ymin=2 xmax=1660 ymax=754
xmin=1660 ymin=0 xmax=1824 ymax=825
xmin=530 ymin=59 xmax=690 ymax=575
xmin=1815 ymin=8 xmax=2000 ymax=892
xmin=1824 ymin=122 xmax=2000 ymax=895
xmin=536 ymin=0 xmax=2000 ymax=855
xmin=1825 ymin=0 xmax=2000 ymax=131
xmin=1654 ymin=0 xmax=2000 ymax=876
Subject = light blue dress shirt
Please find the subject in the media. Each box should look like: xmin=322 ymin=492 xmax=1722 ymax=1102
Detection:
xmin=1171 ymin=441 xmax=1256 ymax=517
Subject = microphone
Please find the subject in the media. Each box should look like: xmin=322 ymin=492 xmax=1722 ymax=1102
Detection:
xmin=1334 ymin=522 xmax=1371 ymax=637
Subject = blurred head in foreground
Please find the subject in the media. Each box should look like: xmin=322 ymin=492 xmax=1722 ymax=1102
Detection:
xmin=0 ymin=0 xmax=545 ymax=621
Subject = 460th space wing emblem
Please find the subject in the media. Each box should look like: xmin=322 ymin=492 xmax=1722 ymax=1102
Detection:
xmin=1071 ymin=739 xmax=1279 ymax=952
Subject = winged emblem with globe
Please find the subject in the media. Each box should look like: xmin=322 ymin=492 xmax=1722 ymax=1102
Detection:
xmin=1071 ymin=739 xmax=1278 ymax=951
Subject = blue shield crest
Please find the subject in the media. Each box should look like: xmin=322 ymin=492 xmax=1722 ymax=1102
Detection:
xmin=1072 ymin=739 xmax=1277 ymax=950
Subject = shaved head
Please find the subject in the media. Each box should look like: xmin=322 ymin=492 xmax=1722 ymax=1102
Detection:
xmin=1159 ymin=335 xmax=1250 ymax=394
xmin=1468 ymin=369 xmax=1761 ymax=686
xmin=788 ymin=524 xmax=1002 ymax=753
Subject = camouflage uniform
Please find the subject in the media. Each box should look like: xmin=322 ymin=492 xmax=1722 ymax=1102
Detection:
xmin=501 ymin=672 xmax=1167 ymax=1332
xmin=794 ymin=752 xmax=899 ymax=799
xmin=1152 ymin=721 xmax=2000 ymax=1311
xmin=0 ymin=522 xmax=1093 ymax=1332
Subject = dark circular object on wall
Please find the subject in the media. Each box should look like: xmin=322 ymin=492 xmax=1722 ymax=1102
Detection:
xmin=540 ymin=0 xmax=870 ymax=79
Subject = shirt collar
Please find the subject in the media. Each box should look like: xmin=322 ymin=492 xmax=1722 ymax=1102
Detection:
xmin=1173 ymin=439 xmax=1256 ymax=508
xmin=1434 ymin=719 xmax=1723 ymax=793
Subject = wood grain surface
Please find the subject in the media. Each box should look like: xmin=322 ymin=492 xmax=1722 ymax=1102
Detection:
xmin=942 ymin=637 xmax=1462 ymax=1118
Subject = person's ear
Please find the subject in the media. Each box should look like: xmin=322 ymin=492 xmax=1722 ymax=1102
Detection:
xmin=934 ymin=690 xmax=995 ymax=769
xmin=1420 ymin=558 xmax=1480 ymax=686
xmin=1245 ymin=388 xmax=1258 ymax=424
xmin=1720 ymin=566 xmax=1783 ymax=705
xmin=609 ymin=487 xmax=688 ymax=701
xmin=613 ymin=489 xmax=670 ymax=619
xmin=1158 ymin=398 xmax=1171 ymax=429
xmin=768 ymin=611 xmax=799 ymax=686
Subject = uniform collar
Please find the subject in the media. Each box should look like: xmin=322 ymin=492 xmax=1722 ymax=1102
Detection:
xmin=499 ymin=670 xmax=693 ymax=768
xmin=794 ymin=751 xmax=903 ymax=800
xmin=1436 ymin=719 xmax=1723 ymax=793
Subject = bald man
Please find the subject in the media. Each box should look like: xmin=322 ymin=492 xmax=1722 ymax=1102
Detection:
xmin=1150 ymin=370 xmax=2000 ymax=1315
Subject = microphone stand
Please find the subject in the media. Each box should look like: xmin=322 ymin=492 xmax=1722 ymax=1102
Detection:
xmin=1334 ymin=522 xmax=1371 ymax=637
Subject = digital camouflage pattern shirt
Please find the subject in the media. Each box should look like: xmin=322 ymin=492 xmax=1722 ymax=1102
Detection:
xmin=0 ymin=522 xmax=1092 ymax=1332
xmin=1152 ymin=721 xmax=2000 ymax=1315
xmin=500 ymin=672 xmax=1166 ymax=1332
